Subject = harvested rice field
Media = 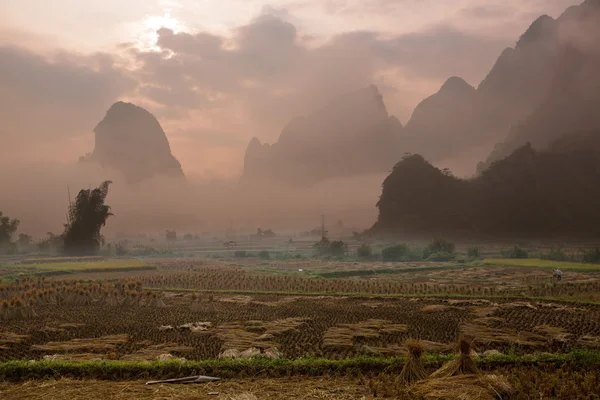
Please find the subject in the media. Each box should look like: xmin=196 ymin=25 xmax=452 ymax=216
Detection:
xmin=1 ymin=364 xmax=600 ymax=399
xmin=2 ymin=289 xmax=600 ymax=362
xmin=2 ymin=257 xmax=600 ymax=399
xmin=0 ymin=377 xmax=368 ymax=400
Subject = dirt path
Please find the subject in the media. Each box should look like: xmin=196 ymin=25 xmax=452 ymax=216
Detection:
xmin=0 ymin=377 xmax=370 ymax=400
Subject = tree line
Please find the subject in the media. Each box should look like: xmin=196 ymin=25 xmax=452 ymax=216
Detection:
xmin=1 ymin=181 xmax=113 ymax=255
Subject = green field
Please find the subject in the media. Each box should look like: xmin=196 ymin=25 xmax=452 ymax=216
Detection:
xmin=9 ymin=259 xmax=147 ymax=272
xmin=1 ymin=350 xmax=598 ymax=382
xmin=484 ymin=258 xmax=600 ymax=271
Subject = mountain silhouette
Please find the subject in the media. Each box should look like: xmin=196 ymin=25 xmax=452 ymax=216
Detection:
xmin=403 ymin=12 xmax=564 ymax=164
xmin=403 ymin=77 xmax=477 ymax=161
xmin=81 ymin=102 xmax=184 ymax=183
xmin=242 ymin=1 xmax=600 ymax=184
xmin=241 ymin=85 xmax=403 ymax=186
xmin=372 ymin=130 xmax=600 ymax=237
xmin=482 ymin=0 xmax=600 ymax=169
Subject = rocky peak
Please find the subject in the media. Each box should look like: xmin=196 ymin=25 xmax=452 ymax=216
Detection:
xmin=516 ymin=15 xmax=556 ymax=47
xmin=86 ymin=101 xmax=184 ymax=183
xmin=560 ymin=0 xmax=600 ymax=21
xmin=241 ymin=84 xmax=403 ymax=185
xmin=277 ymin=84 xmax=392 ymax=146
xmin=439 ymin=77 xmax=476 ymax=97
xmin=406 ymin=76 xmax=475 ymax=130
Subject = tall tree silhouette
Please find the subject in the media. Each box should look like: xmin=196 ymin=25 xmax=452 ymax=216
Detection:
xmin=0 ymin=211 xmax=20 ymax=247
xmin=63 ymin=181 xmax=113 ymax=255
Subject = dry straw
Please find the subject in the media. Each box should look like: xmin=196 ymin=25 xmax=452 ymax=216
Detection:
xmin=398 ymin=339 xmax=427 ymax=384
xmin=430 ymin=336 xmax=478 ymax=378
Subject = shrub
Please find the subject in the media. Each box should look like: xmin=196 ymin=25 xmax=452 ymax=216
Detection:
xmin=381 ymin=244 xmax=422 ymax=262
xmin=501 ymin=245 xmax=528 ymax=259
xmin=382 ymin=244 xmax=408 ymax=261
xmin=540 ymin=248 xmax=569 ymax=262
xmin=467 ymin=247 xmax=481 ymax=260
xmin=234 ymin=250 xmax=248 ymax=258
xmin=258 ymin=250 xmax=271 ymax=260
xmin=581 ymin=248 xmax=600 ymax=264
xmin=314 ymin=239 xmax=347 ymax=257
xmin=423 ymin=238 xmax=455 ymax=259
xmin=426 ymin=252 xmax=456 ymax=262
xmin=356 ymin=244 xmax=373 ymax=259
xmin=115 ymin=244 xmax=128 ymax=256
xmin=329 ymin=241 xmax=347 ymax=257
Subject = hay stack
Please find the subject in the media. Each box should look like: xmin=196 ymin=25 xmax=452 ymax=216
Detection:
xmin=430 ymin=336 xmax=478 ymax=378
xmin=1 ymin=300 xmax=9 ymax=320
xmin=9 ymin=298 xmax=24 ymax=320
xmin=209 ymin=295 xmax=216 ymax=313
xmin=410 ymin=374 xmax=514 ymax=400
xmin=149 ymin=293 xmax=167 ymax=308
xmin=106 ymin=292 xmax=120 ymax=307
xmin=25 ymin=299 xmax=37 ymax=319
xmin=399 ymin=340 xmax=427 ymax=384
xmin=189 ymin=294 xmax=203 ymax=312
xmin=122 ymin=292 xmax=137 ymax=307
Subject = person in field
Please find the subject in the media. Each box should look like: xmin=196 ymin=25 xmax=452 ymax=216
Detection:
xmin=554 ymin=268 xmax=563 ymax=281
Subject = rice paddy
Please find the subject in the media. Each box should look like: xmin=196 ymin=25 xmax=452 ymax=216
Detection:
xmin=1 ymin=254 xmax=600 ymax=398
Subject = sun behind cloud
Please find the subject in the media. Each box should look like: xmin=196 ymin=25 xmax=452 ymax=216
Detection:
xmin=136 ymin=12 xmax=188 ymax=50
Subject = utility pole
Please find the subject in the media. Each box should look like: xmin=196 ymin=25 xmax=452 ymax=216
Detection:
xmin=66 ymin=185 xmax=72 ymax=225
xmin=320 ymin=214 xmax=328 ymax=241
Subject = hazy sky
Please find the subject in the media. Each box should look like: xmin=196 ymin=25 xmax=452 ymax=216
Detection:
xmin=0 ymin=0 xmax=581 ymax=180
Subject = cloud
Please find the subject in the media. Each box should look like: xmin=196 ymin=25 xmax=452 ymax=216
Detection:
xmin=0 ymin=45 xmax=136 ymax=162
xmin=2 ymin=1 xmax=581 ymax=177
xmin=460 ymin=4 xmax=517 ymax=19
xmin=129 ymin=10 xmax=506 ymax=133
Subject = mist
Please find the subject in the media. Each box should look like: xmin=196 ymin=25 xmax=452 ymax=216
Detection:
xmin=1 ymin=0 xmax=595 ymax=241
xmin=0 ymin=160 xmax=384 ymax=239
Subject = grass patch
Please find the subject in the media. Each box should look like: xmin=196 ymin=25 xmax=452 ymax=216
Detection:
xmin=7 ymin=259 xmax=147 ymax=272
xmin=315 ymin=264 xmax=467 ymax=279
xmin=148 ymin=287 xmax=600 ymax=306
xmin=19 ymin=256 xmax=105 ymax=264
xmin=484 ymin=258 xmax=600 ymax=271
xmin=1 ymin=351 xmax=599 ymax=381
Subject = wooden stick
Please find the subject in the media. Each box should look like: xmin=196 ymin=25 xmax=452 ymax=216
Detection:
xmin=146 ymin=375 xmax=221 ymax=385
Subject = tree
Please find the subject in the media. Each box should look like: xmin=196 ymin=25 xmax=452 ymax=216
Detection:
xmin=38 ymin=232 xmax=64 ymax=251
xmin=18 ymin=233 xmax=32 ymax=247
xmin=166 ymin=230 xmax=177 ymax=242
xmin=314 ymin=238 xmax=347 ymax=257
xmin=63 ymin=181 xmax=113 ymax=255
xmin=356 ymin=244 xmax=373 ymax=259
xmin=262 ymin=229 xmax=276 ymax=238
xmin=0 ymin=211 xmax=19 ymax=247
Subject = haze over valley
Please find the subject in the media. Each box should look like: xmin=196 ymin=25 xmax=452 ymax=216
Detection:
xmin=2 ymin=0 xmax=598 ymax=238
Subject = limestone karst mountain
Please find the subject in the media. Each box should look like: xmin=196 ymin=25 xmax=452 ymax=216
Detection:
xmin=402 ymin=12 xmax=567 ymax=164
xmin=81 ymin=102 xmax=184 ymax=183
xmin=402 ymin=77 xmax=477 ymax=161
xmin=241 ymin=85 xmax=404 ymax=186
xmin=372 ymin=130 xmax=600 ymax=237
xmin=482 ymin=0 xmax=600 ymax=169
xmin=242 ymin=1 xmax=600 ymax=184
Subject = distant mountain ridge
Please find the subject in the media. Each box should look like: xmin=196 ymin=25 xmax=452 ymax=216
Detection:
xmin=481 ymin=0 xmax=600 ymax=169
xmin=242 ymin=0 xmax=600 ymax=184
xmin=371 ymin=130 xmax=600 ymax=237
xmin=82 ymin=102 xmax=185 ymax=183
xmin=242 ymin=85 xmax=404 ymax=186
xmin=369 ymin=0 xmax=600 ymax=237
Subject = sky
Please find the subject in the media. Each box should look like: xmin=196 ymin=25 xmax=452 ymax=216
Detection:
xmin=0 ymin=0 xmax=581 ymax=181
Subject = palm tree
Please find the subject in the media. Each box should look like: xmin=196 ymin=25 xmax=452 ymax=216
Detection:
xmin=63 ymin=181 xmax=113 ymax=255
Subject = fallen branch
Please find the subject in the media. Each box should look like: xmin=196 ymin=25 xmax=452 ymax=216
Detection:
xmin=146 ymin=375 xmax=221 ymax=385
